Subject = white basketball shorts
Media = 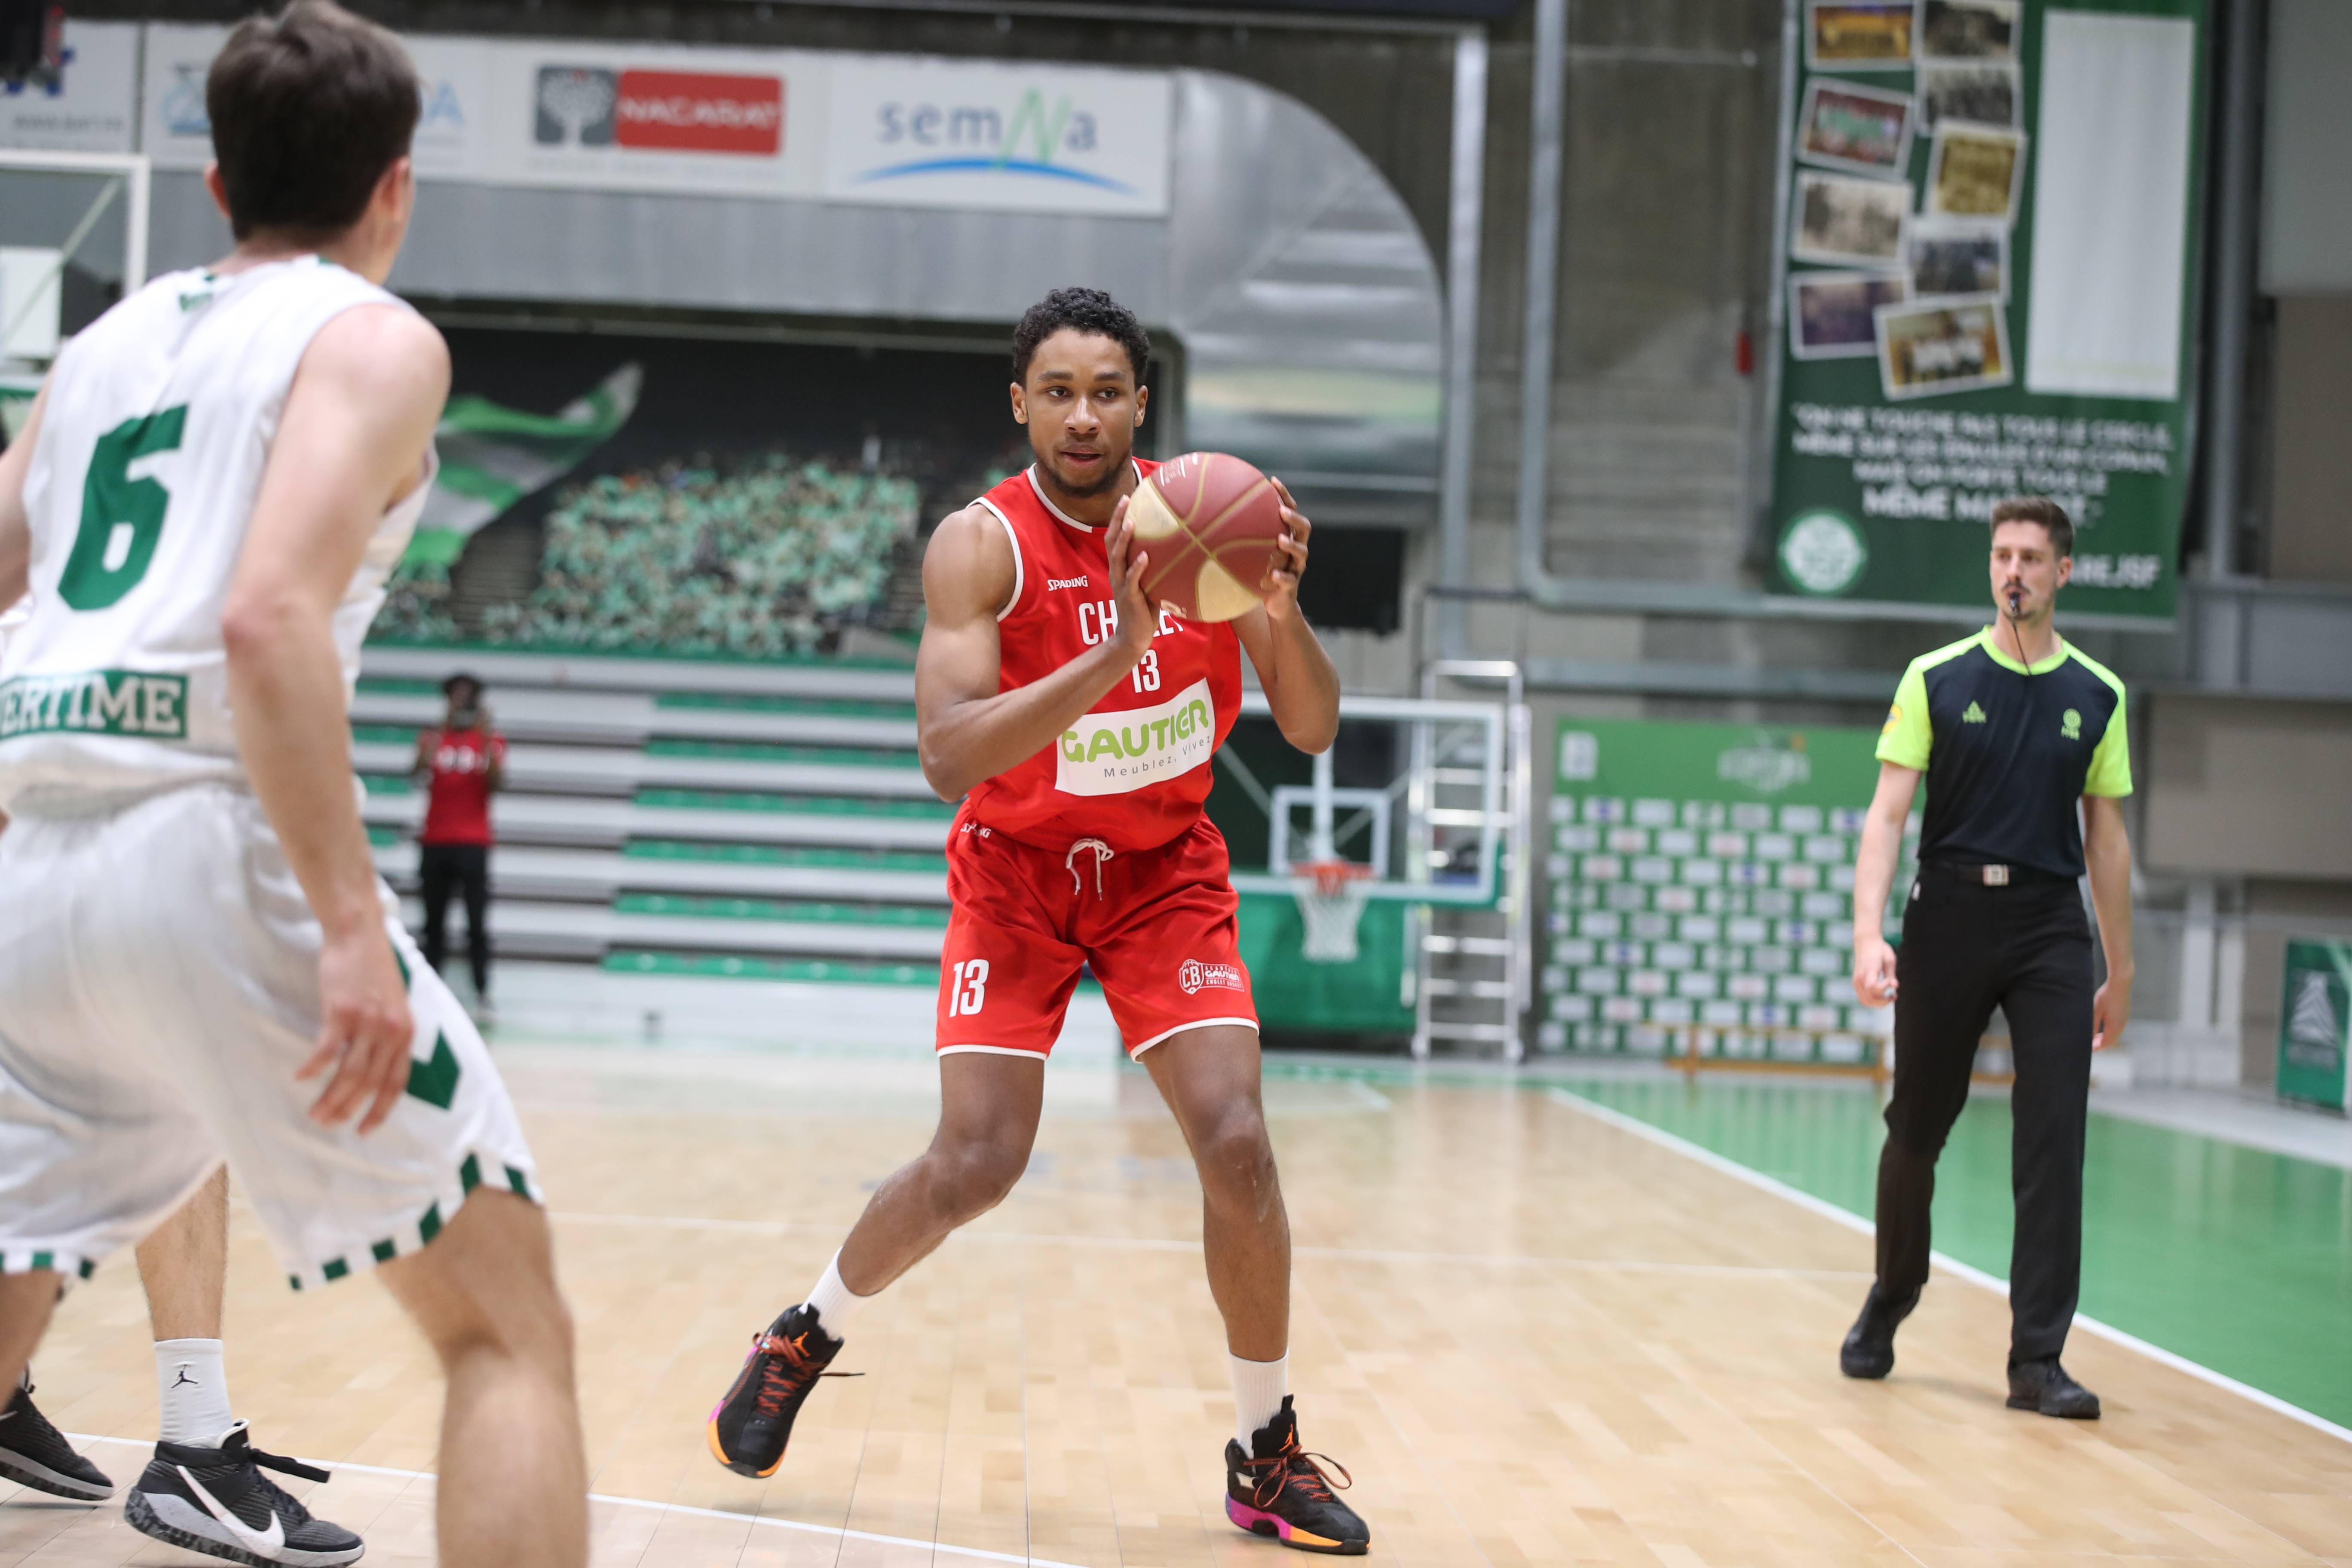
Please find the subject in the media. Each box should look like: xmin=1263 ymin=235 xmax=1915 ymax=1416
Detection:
xmin=0 ymin=782 xmax=538 ymax=1291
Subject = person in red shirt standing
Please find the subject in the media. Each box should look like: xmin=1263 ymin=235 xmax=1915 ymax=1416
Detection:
xmin=705 ymin=290 xmax=1367 ymax=1554
xmin=411 ymin=673 xmax=505 ymax=1014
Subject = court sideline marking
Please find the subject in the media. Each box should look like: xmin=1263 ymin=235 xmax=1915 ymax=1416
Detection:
xmin=550 ymin=1210 xmax=1873 ymax=1280
xmin=61 ymin=1435 xmax=1089 ymax=1568
xmin=1546 ymin=1086 xmax=2352 ymax=1449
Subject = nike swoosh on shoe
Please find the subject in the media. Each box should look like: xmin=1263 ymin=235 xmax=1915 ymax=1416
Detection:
xmin=179 ymin=1466 xmax=287 ymax=1556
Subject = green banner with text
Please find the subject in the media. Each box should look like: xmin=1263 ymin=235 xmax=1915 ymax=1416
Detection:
xmin=1767 ymin=0 xmax=2207 ymax=620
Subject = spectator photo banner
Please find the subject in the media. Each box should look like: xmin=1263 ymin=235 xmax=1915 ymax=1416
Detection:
xmin=1768 ymin=0 xmax=2208 ymax=621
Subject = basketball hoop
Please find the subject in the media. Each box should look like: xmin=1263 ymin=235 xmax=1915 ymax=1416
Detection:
xmin=1292 ymin=859 xmax=1374 ymax=964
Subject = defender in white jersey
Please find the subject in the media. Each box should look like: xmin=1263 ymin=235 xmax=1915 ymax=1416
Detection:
xmin=0 ymin=7 xmax=585 ymax=1568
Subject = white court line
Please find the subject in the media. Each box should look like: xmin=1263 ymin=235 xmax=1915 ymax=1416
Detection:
xmin=64 ymin=1435 xmax=1087 ymax=1568
xmin=550 ymin=1210 xmax=1869 ymax=1280
xmin=1547 ymin=1086 xmax=2352 ymax=1449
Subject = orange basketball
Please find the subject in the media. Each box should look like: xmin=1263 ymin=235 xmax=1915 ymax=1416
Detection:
xmin=1127 ymin=452 xmax=1287 ymax=623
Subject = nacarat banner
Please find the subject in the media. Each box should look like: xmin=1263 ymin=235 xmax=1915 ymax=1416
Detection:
xmin=1767 ymin=0 xmax=2206 ymax=622
xmin=125 ymin=27 xmax=1170 ymax=217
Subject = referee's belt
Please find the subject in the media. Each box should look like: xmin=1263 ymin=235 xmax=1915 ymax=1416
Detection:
xmin=1917 ymin=860 xmax=2074 ymax=888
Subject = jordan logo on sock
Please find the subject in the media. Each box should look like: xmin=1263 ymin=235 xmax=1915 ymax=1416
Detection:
xmin=171 ymin=1369 xmax=199 ymax=1389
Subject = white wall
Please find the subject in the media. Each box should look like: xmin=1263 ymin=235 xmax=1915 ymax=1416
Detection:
xmin=2260 ymin=0 xmax=2352 ymax=293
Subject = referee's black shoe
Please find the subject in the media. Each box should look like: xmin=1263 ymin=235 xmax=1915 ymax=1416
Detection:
xmin=2007 ymin=1357 xmax=2101 ymax=1419
xmin=1838 ymin=1284 xmax=1918 ymax=1380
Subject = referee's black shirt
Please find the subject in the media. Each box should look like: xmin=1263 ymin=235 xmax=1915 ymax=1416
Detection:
xmin=1877 ymin=628 xmax=2132 ymax=880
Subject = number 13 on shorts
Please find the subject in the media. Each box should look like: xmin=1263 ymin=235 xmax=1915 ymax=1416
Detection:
xmin=946 ymin=958 xmax=989 ymax=1017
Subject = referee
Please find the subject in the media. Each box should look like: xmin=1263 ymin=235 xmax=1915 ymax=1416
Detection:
xmin=1841 ymin=496 xmax=2135 ymax=1419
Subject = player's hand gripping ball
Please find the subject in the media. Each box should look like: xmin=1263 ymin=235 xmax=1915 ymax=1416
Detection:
xmin=1126 ymin=452 xmax=1289 ymax=622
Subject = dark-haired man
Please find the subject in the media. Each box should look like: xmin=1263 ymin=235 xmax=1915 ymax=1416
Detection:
xmin=1841 ymin=496 xmax=2134 ymax=1420
xmin=413 ymin=672 xmax=506 ymax=1015
xmin=706 ymin=288 xmax=1370 ymax=1555
xmin=0 ymin=5 xmax=584 ymax=1566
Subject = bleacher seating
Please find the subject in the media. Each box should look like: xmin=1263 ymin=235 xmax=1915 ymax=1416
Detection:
xmin=358 ymin=646 xmax=945 ymax=986
xmin=499 ymin=459 xmax=918 ymax=655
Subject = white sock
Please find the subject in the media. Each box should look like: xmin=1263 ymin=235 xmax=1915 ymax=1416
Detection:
xmin=803 ymin=1251 xmax=871 ymax=1337
xmin=1230 ymin=1353 xmax=1289 ymax=1452
xmin=155 ymin=1339 xmax=233 ymax=1446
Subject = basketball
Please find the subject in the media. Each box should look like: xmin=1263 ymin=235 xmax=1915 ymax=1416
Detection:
xmin=1126 ymin=452 xmax=1289 ymax=622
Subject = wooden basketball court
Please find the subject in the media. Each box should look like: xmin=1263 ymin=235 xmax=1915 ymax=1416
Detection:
xmin=6 ymin=1041 xmax=2348 ymax=1567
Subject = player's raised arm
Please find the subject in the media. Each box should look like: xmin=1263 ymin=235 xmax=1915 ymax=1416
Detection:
xmin=222 ymin=302 xmax=450 ymax=1132
xmin=1231 ymin=476 xmax=1339 ymax=755
xmin=0 ymin=379 xmax=50 ymax=606
xmin=914 ymin=497 xmax=1152 ymax=801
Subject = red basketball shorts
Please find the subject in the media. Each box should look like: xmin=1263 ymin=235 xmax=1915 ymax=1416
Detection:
xmin=936 ymin=810 xmax=1257 ymax=1060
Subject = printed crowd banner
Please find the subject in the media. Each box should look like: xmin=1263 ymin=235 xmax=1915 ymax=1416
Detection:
xmin=120 ymin=27 xmax=1170 ymax=218
xmin=1540 ymin=717 xmax=1912 ymax=1063
xmin=408 ymin=363 xmax=644 ymax=567
xmin=1768 ymin=0 xmax=2208 ymax=621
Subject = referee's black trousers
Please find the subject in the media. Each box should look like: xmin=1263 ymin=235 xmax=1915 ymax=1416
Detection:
xmin=1877 ymin=870 xmax=2094 ymax=1363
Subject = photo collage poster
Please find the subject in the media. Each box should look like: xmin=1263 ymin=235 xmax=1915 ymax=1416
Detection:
xmin=1539 ymin=717 xmax=1910 ymax=1064
xmin=1768 ymin=0 xmax=2208 ymax=619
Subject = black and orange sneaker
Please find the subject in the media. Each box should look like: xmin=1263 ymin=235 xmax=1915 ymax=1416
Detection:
xmin=707 ymin=1305 xmax=847 ymax=1479
xmin=1224 ymin=1396 xmax=1369 ymax=1555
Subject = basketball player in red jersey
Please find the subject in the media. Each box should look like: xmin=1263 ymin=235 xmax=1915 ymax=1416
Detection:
xmin=708 ymin=289 xmax=1368 ymax=1554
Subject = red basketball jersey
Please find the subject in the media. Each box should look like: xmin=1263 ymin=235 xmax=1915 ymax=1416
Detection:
xmin=419 ymin=726 xmax=505 ymax=846
xmin=962 ymin=462 xmax=1243 ymax=854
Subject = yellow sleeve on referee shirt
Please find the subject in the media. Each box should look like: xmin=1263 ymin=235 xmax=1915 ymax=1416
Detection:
xmin=2085 ymin=693 xmax=2132 ymax=796
xmin=1875 ymin=662 xmax=1931 ymax=771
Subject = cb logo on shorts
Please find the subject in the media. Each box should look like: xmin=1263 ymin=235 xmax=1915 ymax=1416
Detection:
xmin=1178 ymin=959 xmax=1243 ymax=995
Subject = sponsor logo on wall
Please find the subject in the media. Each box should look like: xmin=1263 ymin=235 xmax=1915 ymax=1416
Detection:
xmin=825 ymin=57 xmax=1169 ymax=215
xmin=535 ymin=67 xmax=784 ymax=156
xmin=112 ymin=26 xmax=1169 ymax=214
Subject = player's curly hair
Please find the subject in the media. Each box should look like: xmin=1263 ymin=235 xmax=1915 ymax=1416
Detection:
xmin=1011 ymin=287 xmax=1151 ymax=386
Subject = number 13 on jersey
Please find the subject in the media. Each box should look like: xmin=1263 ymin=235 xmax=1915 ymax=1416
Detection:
xmin=946 ymin=958 xmax=989 ymax=1017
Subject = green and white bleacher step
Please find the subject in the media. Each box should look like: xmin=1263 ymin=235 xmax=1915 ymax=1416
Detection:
xmin=393 ymin=893 xmax=948 ymax=963
xmin=351 ymin=686 xmax=916 ymax=750
xmin=349 ymin=738 xmax=935 ymax=800
xmin=358 ymin=646 xmax=916 ymax=704
xmin=362 ymin=779 xmax=953 ymax=852
xmin=602 ymin=951 xmax=938 ymax=986
xmin=372 ymin=841 xmax=948 ymax=904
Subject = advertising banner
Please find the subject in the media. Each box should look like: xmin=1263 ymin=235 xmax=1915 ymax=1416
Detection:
xmin=2277 ymin=938 xmax=2352 ymax=1112
xmin=1540 ymin=717 xmax=1912 ymax=1063
xmin=480 ymin=40 xmax=821 ymax=200
xmin=129 ymin=27 xmax=1170 ymax=217
xmin=1767 ymin=0 xmax=2207 ymax=622
xmin=0 ymin=20 xmax=138 ymax=153
xmin=139 ymin=24 xmax=230 ymax=171
xmin=824 ymin=56 xmax=1170 ymax=217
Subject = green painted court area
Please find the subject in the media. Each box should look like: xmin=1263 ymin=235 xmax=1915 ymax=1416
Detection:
xmin=1559 ymin=1077 xmax=2352 ymax=1430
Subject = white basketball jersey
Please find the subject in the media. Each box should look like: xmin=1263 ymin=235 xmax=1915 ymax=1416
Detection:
xmin=0 ymin=257 xmax=432 ymax=809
